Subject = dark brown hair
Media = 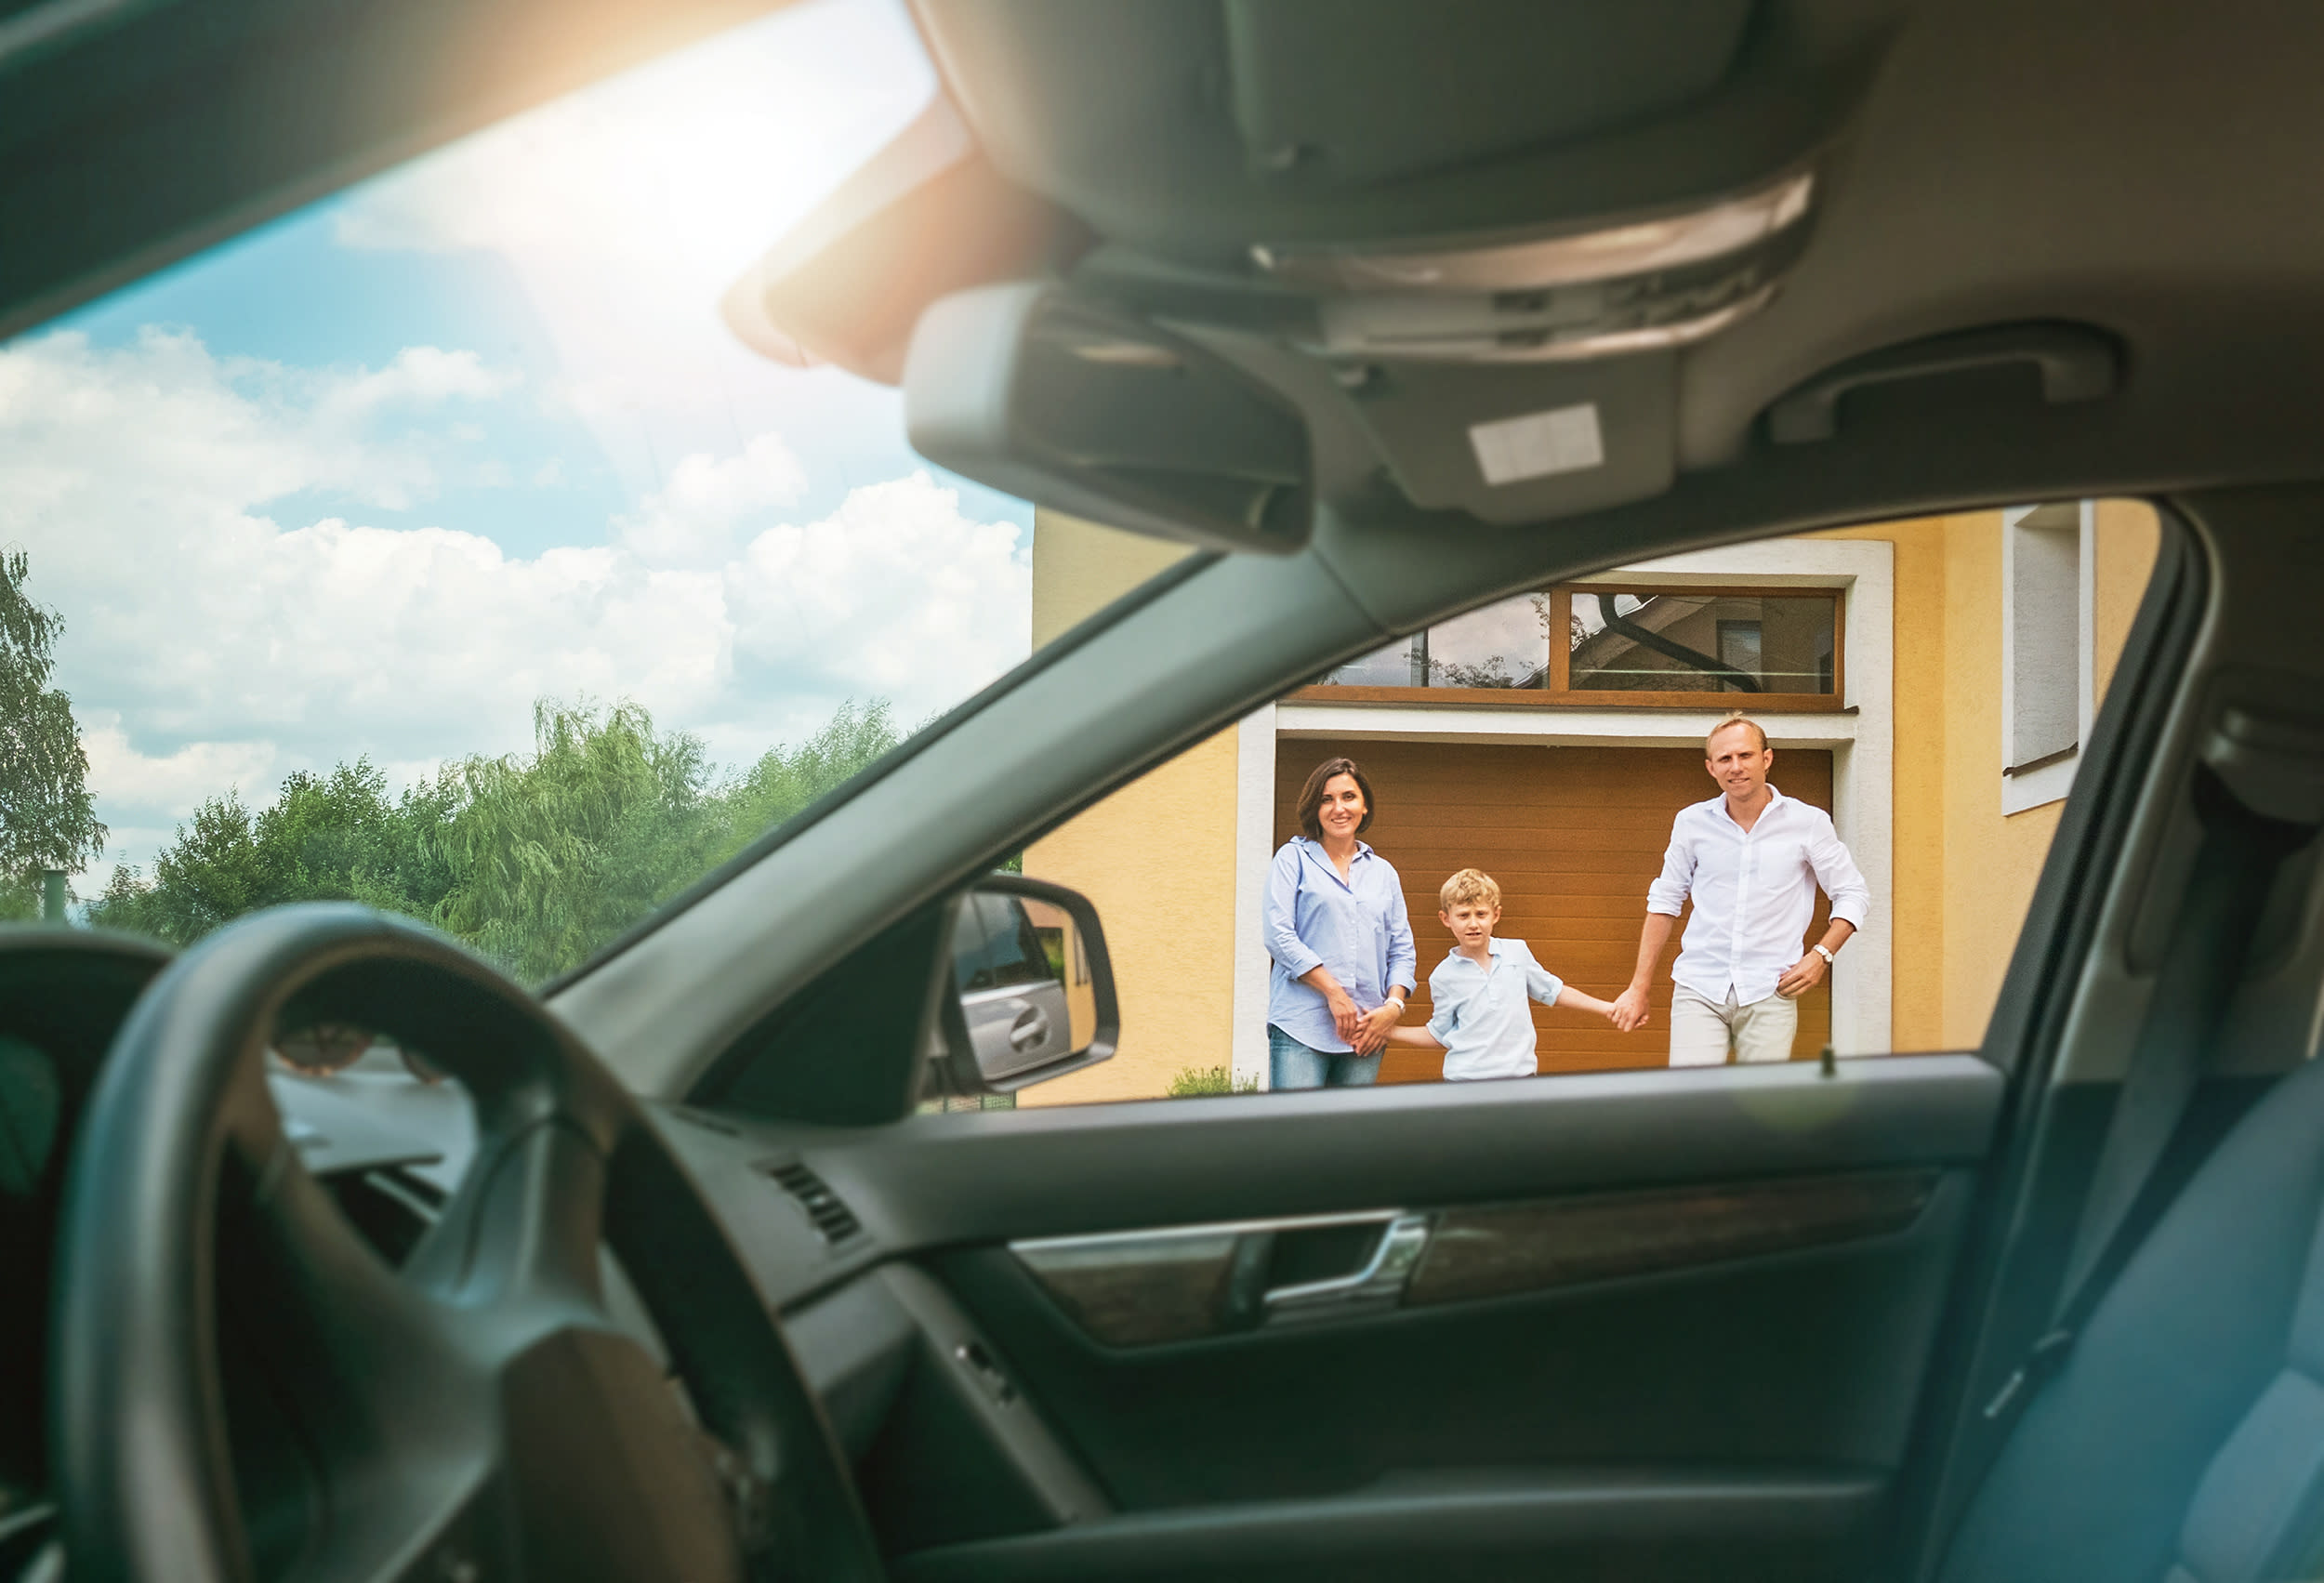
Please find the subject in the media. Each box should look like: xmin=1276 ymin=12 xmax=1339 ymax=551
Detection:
xmin=1297 ymin=757 xmax=1376 ymax=840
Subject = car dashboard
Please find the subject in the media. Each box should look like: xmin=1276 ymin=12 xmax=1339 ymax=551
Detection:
xmin=259 ymin=1074 xmax=1099 ymax=1555
xmin=0 ymin=930 xmax=1086 ymax=1583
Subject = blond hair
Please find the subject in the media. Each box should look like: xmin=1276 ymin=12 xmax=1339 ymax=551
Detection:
xmin=1439 ymin=867 xmax=1501 ymax=911
xmin=1706 ymin=712 xmax=1769 ymax=753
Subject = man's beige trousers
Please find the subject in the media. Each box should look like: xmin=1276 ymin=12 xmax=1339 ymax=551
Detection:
xmin=1669 ymin=983 xmax=1798 ymax=1066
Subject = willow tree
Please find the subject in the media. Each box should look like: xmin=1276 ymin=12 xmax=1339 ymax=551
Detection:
xmin=88 ymin=693 xmax=903 ymax=969
xmin=431 ymin=696 xmax=901 ymax=982
xmin=431 ymin=699 xmax=716 ymax=982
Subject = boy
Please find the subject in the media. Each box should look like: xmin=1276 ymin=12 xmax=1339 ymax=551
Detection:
xmin=1388 ymin=867 xmax=1621 ymax=1079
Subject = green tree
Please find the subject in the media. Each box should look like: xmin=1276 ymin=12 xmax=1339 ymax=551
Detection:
xmin=706 ymin=697 xmax=901 ymax=866
xmin=430 ymin=695 xmax=903 ymax=980
xmin=0 ymin=547 xmax=105 ymax=904
xmin=432 ymin=699 xmax=716 ymax=982
xmin=258 ymin=762 xmax=395 ymax=900
xmin=86 ymin=694 xmax=905 ymax=977
xmin=88 ymin=793 xmax=269 ymax=943
xmin=86 ymin=758 xmax=423 ymax=943
xmin=357 ymin=775 xmax=464 ymax=921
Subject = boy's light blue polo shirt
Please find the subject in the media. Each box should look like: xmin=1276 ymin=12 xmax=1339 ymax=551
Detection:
xmin=1426 ymin=937 xmax=1565 ymax=1081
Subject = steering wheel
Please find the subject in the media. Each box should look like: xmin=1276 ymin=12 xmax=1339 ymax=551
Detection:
xmin=47 ymin=904 xmax=884 ymax=1583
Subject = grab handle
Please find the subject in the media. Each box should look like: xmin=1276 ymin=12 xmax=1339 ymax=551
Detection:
xmin=1766 ymin=323 xmax=2120 ymax=444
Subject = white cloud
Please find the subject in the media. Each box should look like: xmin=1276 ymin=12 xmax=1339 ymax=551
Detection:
xmin=0 ymin=327 xmax=514 ymax=519
xmin=617 ymin=432 xmax=807 ymax=568
xmin=725 ymin=472 xmax=1030 ymax=699
xmin=327 ymin=346 xmax=519 ymax=416
xmin=0 ymin=329 xmax=1028 ymax=866
xmin=79 ymin=719 xmax=278 ymax=818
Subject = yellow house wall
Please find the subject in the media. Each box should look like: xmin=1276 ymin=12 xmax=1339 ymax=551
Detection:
xmin=1020 ymin=510 xmax=1237 ymax=1105
xmin=1820 ymin=502 xmax=2162 ymax=1050
xmin=1936 ymin=516 xmax=2065 ymax=1045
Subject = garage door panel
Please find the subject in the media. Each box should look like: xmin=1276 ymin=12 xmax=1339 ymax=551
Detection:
xmin=1354 ymin=807 xmax=1684 ymax=839
xmin=1278 ymin=739 xmax=1834 ymax=1073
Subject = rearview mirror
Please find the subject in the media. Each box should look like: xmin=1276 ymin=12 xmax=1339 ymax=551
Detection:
xmin=931 ymin=874 xmax=1118 ymax=1097
xmin=905 ymin=282 xmax=1314 ymax=555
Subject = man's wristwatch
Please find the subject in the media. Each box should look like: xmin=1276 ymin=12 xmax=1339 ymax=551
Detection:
xmin=1811 ymin=943 xmax=1837 ymax=966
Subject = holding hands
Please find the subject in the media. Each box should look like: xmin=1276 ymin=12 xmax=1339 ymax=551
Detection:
xmin=1608 ymin=984 xmax=1652 ymax=1033
xmin=1323 ymin=983 xmax=1403 ymax=1056
xmin=1562 ymin=987 xmax=1626 ymax=1028
xmin=1382 ymin=983 xmax=1631 ymax=1049
xmin=1354 ymin=1001 xmax=1402 ymax=1055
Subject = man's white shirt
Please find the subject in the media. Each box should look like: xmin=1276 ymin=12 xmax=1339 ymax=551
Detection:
xmin=1427 ymin=938 xmax=1565 ymax=1081
xmin=1646 ymin=786 xmax=1870 ymax=1008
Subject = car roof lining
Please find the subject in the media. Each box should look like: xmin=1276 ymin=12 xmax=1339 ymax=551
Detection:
xmin=911 ymin=0 xmax=1898 ymax=258
xmin=18 ymin=0 xmax=2324 ymax=520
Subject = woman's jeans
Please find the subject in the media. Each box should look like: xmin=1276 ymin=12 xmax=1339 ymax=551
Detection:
xmin=1269 ymin=1025 xmax=1382 ymax=1090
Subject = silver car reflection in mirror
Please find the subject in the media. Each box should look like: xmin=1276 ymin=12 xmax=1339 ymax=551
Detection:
xmin=951 ymin=890 xmax=1079 ymax=1082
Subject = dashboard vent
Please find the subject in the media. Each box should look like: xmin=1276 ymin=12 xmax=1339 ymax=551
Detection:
xmin=764 ymin=1162 xmax=863 ymax=1246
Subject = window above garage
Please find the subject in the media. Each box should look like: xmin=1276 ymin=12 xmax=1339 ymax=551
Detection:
xmin=1301 ymin=584 xmax=1844 ymax=709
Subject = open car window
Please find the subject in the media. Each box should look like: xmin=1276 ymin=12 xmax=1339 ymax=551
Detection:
xmin=919 ymin=498 xmax=2167 ymax=1108
xmin=0 ymin=0 xmax=1184 ymax=983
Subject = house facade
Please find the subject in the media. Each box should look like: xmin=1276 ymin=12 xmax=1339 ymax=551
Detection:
xmin=1021 ymin=501 xmax=2162 ymax=1105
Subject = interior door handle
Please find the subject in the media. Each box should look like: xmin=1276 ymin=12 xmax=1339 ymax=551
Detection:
xmin=1263 ymin=1213 xmax=1432 ymax=1317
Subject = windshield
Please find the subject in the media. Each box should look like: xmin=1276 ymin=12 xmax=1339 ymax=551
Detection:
xmin=0 ymin=0 xmax=1129 ymax=981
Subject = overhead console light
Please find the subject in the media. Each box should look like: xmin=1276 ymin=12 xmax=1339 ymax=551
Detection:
xmin=1314 ymin=279 xmax=1777 ymax=364
xmin=1252 ymin=171 xmax=1811 ymax=294
xmin=1250 ymin=171 xmax=1812 ymax=363
xmin=905 ymin=283 xmax=1314 ymax=554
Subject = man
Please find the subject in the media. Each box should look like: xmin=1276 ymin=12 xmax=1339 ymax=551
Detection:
xmin=1609 ymin=715 xmax=1870 ymax=1066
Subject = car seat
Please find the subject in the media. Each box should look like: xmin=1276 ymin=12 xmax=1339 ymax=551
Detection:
xmin=1941 ymin=1050 xmax=2324 ymax=1581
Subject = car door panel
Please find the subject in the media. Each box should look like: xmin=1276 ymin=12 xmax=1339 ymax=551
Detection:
xmin=759 ymin=1053 xmax=2000 ymax=1577
xmin=1003 ymin=1169 xmax=1942 ymax=1349
xmin=932 ymin=1169 xmax=1972 ymax=1507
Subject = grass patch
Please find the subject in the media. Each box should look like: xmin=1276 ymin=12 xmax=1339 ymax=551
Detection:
xmin=1167 ymin=1064 xmax=1260 ymax=1098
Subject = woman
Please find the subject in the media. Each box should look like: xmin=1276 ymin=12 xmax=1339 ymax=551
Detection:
xmin=1263 ymin=756 xmax=1418 ymax=1088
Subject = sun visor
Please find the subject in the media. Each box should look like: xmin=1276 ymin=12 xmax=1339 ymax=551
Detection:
xmin=720 ymin=97 xmax=1090 ymax=385
xmin=905 ymin=283 xmax=1314 ymax=554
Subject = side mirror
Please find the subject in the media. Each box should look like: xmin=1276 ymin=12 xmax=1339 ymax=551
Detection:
xmin=904 ymin=281 xmax=1314 ymax=555
xmin=931 ymin=875 xmax=1118 ymax=1097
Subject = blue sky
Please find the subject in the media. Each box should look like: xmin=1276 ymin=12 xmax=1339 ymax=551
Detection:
xmin=60 ymin=213 xmax=629 ymax=561
xmin=0 ymin=0 xmax=1036 ymax=885
xmin=58 ymin=181 xmax=1031 ymax=561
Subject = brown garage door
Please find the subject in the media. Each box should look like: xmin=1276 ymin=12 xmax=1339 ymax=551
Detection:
xmin=1273 ymin=740 xmax=1833 ymax=1081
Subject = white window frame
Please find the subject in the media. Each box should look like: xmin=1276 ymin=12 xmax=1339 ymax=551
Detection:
xmin=2000 ymin=500 xmax=2096 ymax=815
